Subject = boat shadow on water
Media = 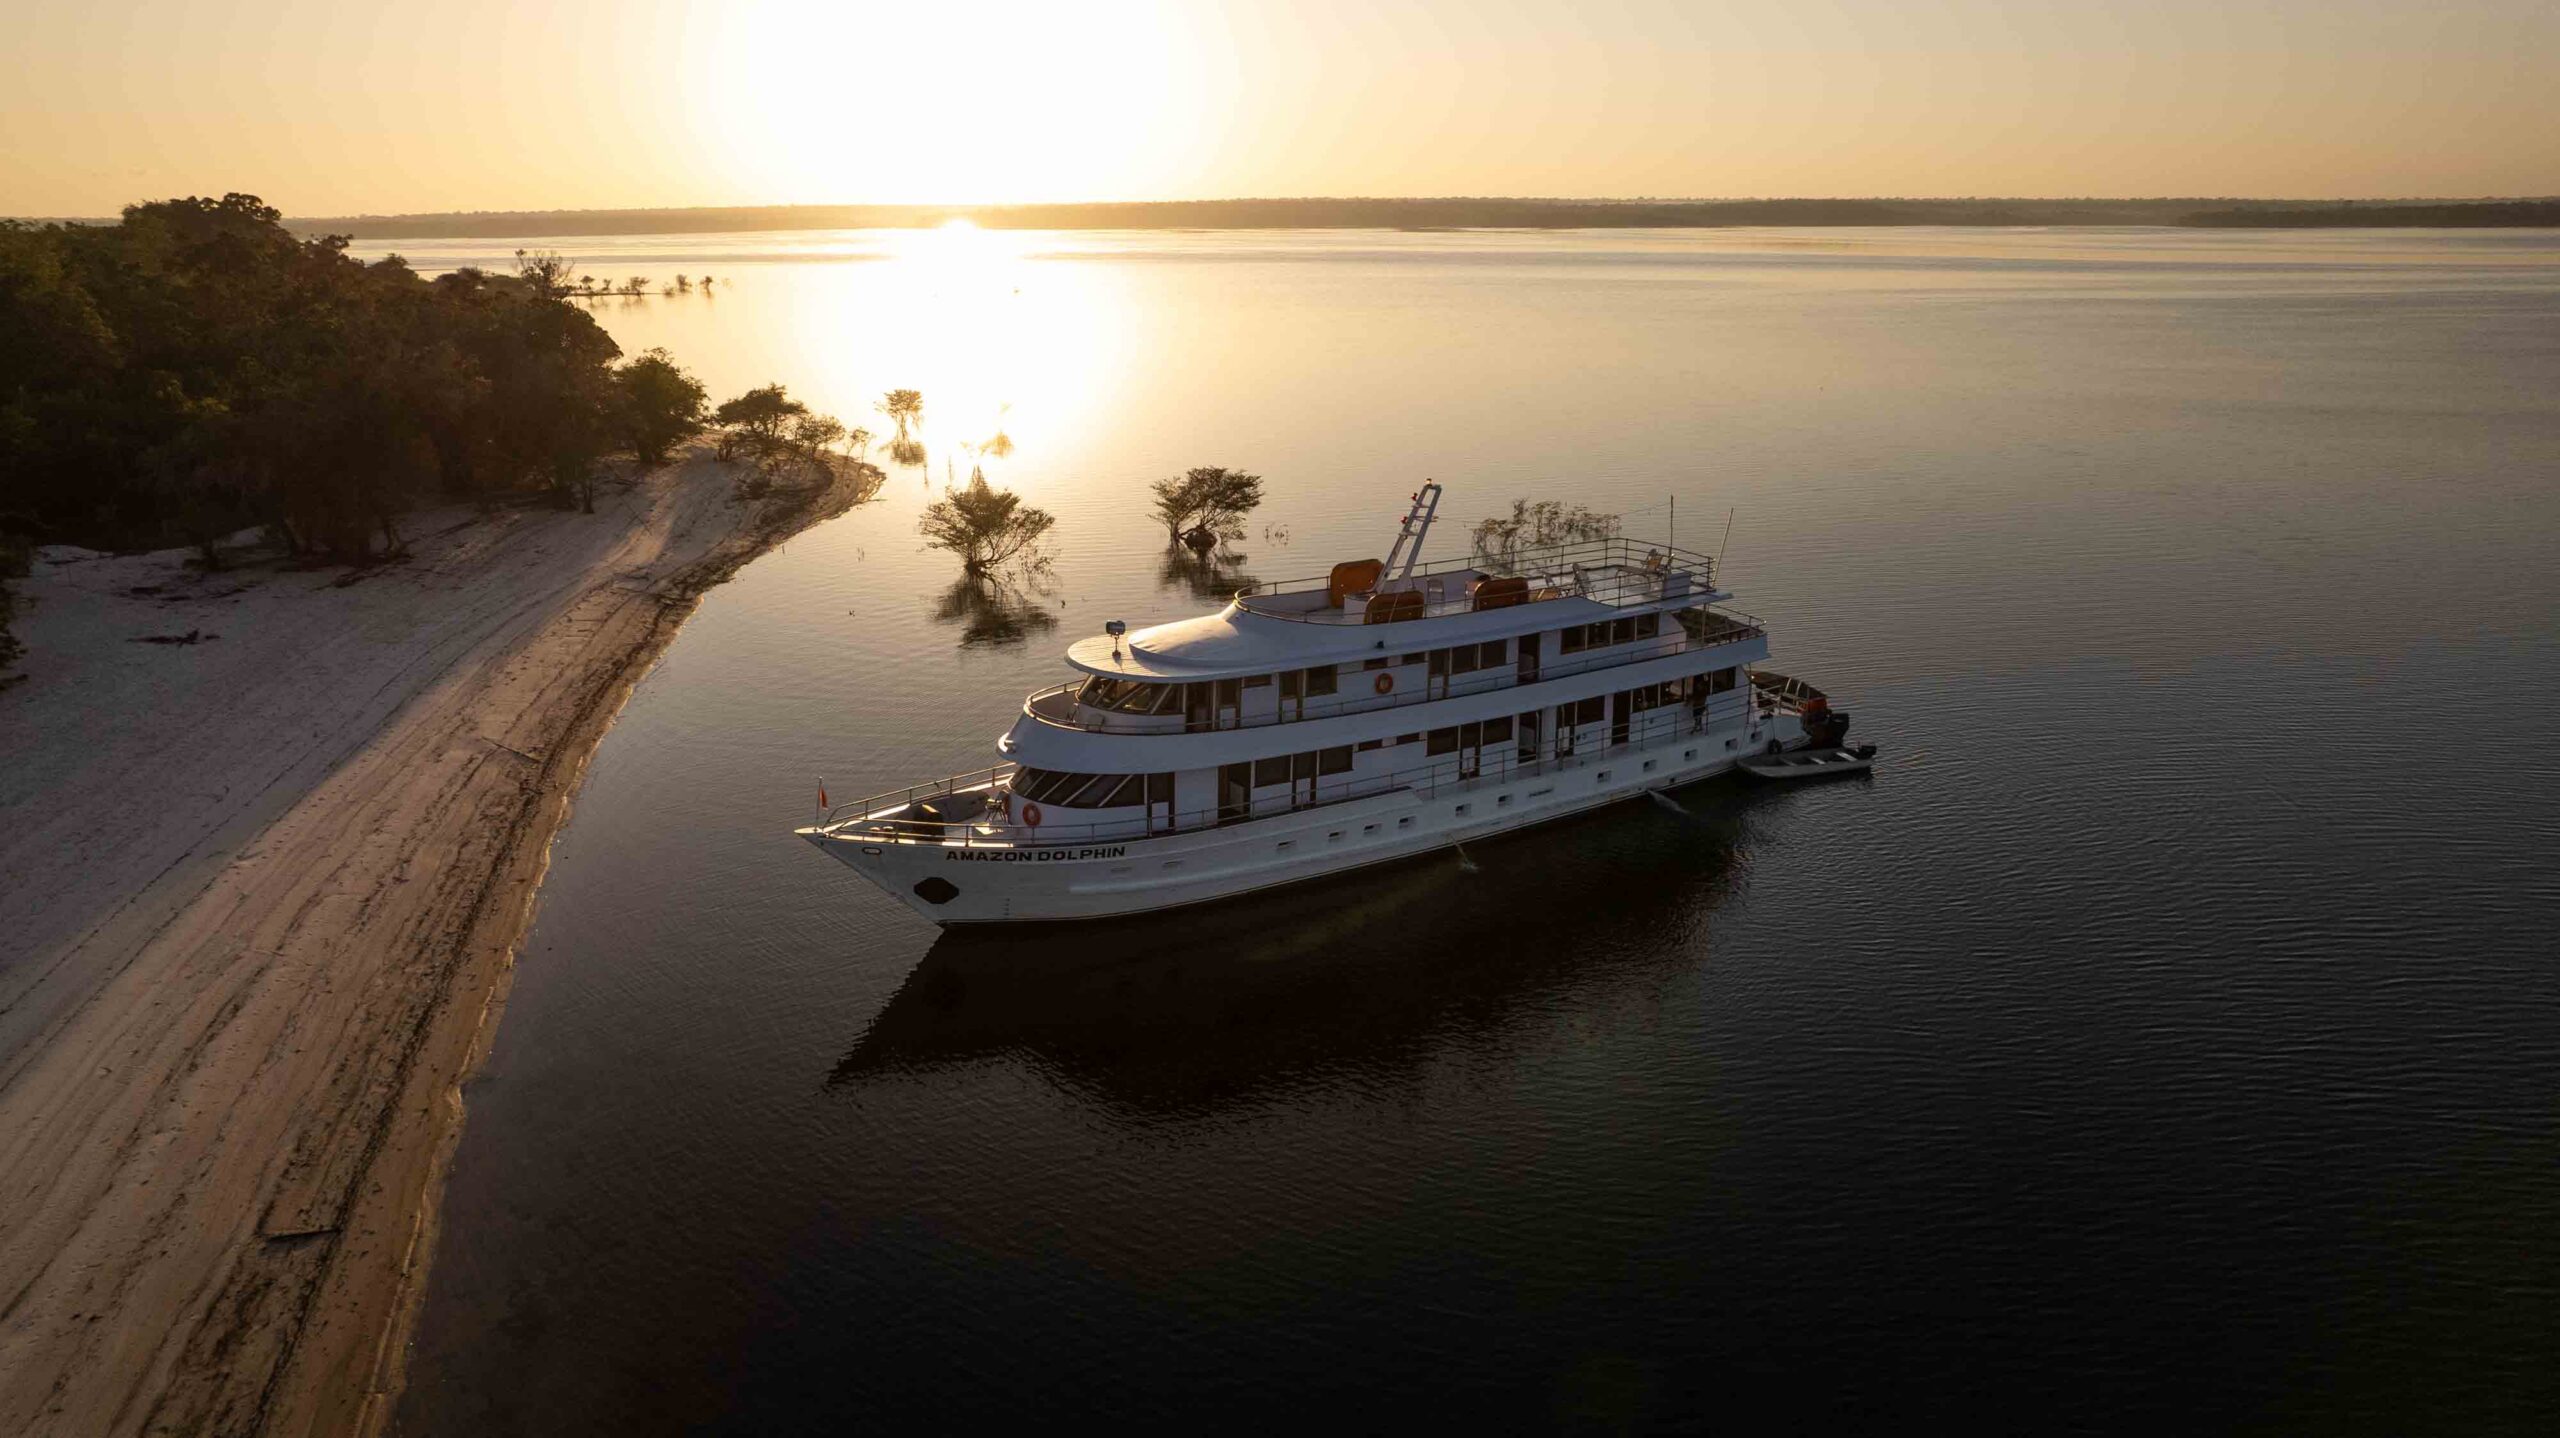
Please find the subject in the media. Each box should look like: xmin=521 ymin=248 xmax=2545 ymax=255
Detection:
xmin=827 ymin=775 xmax=1783 ymax=1117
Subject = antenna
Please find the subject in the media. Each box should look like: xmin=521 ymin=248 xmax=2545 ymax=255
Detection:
xmin=1716 ymin=507 xmax=1737 ymax=576
xmin=1669 ymin=495 xmax=1675 ymax=553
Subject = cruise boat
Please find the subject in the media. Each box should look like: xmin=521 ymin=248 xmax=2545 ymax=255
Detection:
xmin=798 ymin=484 xmax=1847 ymax=924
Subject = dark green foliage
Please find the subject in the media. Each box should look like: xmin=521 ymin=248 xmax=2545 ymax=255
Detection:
xmin=617 ymin=349 xmax=708 ymax=467
xmin=0 ymin=193 xmax=630 ymax=559
xmin=713 ymin=384 xmax=808 ymax=460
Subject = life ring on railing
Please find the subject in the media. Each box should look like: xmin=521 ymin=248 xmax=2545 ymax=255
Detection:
xmin=1374 ymin=672 xmax=1395 ymax=695
xmin=1020 ymin=802 xmax=1043 ymax=828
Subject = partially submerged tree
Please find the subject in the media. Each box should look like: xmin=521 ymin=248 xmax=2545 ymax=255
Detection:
xmin=878 ymin=388 xmax=923 ymax=439
xmin=616 ymin=348 xmax=707 ymax=466
xmin=1470 ymin=499 xmax=1620 ymax=569
xmin=919 ymin=473 xmax=1054 ymax=575
xmin=1149 ymin=466 xmax=1264 ymax=552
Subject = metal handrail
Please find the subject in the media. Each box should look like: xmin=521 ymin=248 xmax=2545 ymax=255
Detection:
xmin=814 ymin=696 xmax=1766 ymax=848
xmin=1233 ymin=536 xmax=1719 ymax=624
xmin=1021 ymin=610 xmax=1766 ymax=736
xmin=818 ymin=763 xmax=1018 ymax=830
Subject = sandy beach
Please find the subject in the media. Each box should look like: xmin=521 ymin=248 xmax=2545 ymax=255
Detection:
xmin=0 ymin=450 xmax=867 ymax=1436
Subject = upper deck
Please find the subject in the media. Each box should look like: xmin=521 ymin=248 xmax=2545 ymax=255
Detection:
xmin=1064 ymin=537 xmax=1725 ymax=682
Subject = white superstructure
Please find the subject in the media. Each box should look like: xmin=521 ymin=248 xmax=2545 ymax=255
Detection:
xmin=799 ymin=486 xmax=1844 ymax=924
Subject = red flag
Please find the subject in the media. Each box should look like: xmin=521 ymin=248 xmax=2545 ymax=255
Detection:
xmin=817 ymin=778 xmax=828 ymax=808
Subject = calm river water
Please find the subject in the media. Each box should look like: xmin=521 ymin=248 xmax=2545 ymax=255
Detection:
xmin=370 ymin=228 xmax=2560 ymax=1432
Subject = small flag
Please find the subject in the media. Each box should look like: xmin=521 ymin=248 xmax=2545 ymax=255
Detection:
xmin=818 ymin=778 xmax=828 ymax=809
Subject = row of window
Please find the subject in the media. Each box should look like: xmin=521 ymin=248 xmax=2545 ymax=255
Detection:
xmin=1245 ymin=747 xmax=1356 ymax=787
xmin=1075 ymin=609 xmax=1709 ymax=718
xmin=1010 ymin=768 xmax=1175 ymax=809
xmin=1557 ymin=612 xmax=1662 ymax=655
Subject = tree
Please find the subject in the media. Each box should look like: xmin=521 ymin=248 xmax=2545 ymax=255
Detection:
xmin=713 ymin=384 xmax=808 ymax=459
xmin=919 ymin=473 xmax=1054 ymax=575
xmin=615 ymin=349 xmax=707 ymax=467
xmin=878 ymin=388 xmax=923 ymax=438
xmin=513 ymin=248 xmax=575 ymax=298
xmin=1469 ymin=499 xmax=1620 ymax=568
xmin=1149 ymin=466 xmax=1264 ymax=551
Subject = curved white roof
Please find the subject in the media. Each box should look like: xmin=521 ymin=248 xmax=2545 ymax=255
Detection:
xmin=1064 ymin=594 xmax=1673 ymax=682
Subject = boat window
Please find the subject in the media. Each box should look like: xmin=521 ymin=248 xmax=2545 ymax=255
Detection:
xmin=1064 ymin=774 xmax=1122 ymax=807
xmin=1147 ymin=773 xmax=1174 ymax=803
xmin=1559 ymin=626 xmax=1586 ymax=655
xmin=1429 ymin=649 xmax=1450 ymax=676
xmin=1364 ymin=657 xmax=1391 ymax=670
xmin=1101 ymin=775 xmax=1145 ymax=808
xmin=1449 ymin=645 xmax=1479 ymax=676
xmin=1636 ymin=613 xmax=1660 ymax=640
xmin=1254 ymin=756 xmax=1292 ymax=787
xmin=1401 ymin=653 xmax=1425 ymax=666
xmin=1279 ymin=671 xmax=1301 ymax=699
xmin=1357 ymin=738 xmax=1386 ymax=751
xmin=1572 ymin=696 xmax=1605 ymax=724
xmin=1149 ymin=685 xmax=1185 ymax=715
xmin=1304 ymin=666 xmax=1338 ymax=696
xmin=1483 ymin=716 xmax=1514 ymax=744
xmin=1398 ymin=733 xmax=1421 ymax=746
xmin=1610 ymin=617 xmax=1636 ymax=646
xmin=1708 ymin=666 xmax=1738 ymax=693
xmin=1318 ymin=746 xmax=1353 ymax=776
xmin=1427 ymin=727 xmax=1459 ymax=756
xmin=1478 ymin=639 xmax=1507 ymax=667
xmin=1110 ymin=682 xmax=1168 ymax=713
xmin=1243 ymin=673 xmax=1271 ymax=688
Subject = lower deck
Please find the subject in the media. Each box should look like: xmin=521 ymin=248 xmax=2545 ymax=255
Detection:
xmin=802 ymin=704 xmax=1806 ymax=924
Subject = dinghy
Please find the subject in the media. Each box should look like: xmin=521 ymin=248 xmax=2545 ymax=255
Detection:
xmin=1736 ymin=743 xmax=1878 ymax=781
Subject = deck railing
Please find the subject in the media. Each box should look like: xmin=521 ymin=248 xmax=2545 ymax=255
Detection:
xmin=812 ymin=694 xmax=1770 ymax=848
xmin=1025 ymin=608 xmax=1766 ymax=736
xmin=1233 ymin=537 xmax=1720 ymax=624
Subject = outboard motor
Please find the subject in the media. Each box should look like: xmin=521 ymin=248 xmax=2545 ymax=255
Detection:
xmin=1808 ymin=708 xmax=1852 ymax=748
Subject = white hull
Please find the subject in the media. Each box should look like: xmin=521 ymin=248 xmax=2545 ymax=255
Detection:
xmin=801 ymin=712 xmax=1799 ymax=925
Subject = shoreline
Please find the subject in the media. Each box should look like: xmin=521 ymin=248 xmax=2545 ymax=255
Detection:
xmin=0 ymin=449 xmax=872 ymax=1435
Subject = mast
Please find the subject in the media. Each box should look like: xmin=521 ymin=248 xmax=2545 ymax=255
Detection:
xmin=1383 ymin=481 xmax=1442 ymax=581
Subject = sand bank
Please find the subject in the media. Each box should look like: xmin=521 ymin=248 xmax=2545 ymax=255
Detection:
xmin=0 ymin=450 xmax=867 ymax=1435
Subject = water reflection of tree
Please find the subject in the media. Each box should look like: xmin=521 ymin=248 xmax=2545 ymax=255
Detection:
xmin=932 ymin=570 xmax=1059 ymax=648
xmin=827 ymin=787 xmax=1754 ymax=1117
xmin=1156 ymin=545 xmax=1259 ymax=602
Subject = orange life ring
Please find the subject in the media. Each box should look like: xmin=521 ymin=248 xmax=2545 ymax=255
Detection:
xmin=1374 ymin=672 xmax=1394 ymax=695
xmin=1021 ymin=802 xmax=1043 ymax=827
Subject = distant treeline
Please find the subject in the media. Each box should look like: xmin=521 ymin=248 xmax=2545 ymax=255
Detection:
xmin=2178 ymin=200 xmax=2560 ymax=228
xmin=0 ymin=193 xmax=715 ymax=564
xmin=263 ymin=196 xmax=2560 ymax=241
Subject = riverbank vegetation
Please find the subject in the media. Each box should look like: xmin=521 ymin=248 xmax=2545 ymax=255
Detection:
xmin=0 ymin=192 xmax=889 ymax=668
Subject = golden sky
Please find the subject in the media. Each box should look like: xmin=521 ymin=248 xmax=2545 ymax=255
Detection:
xmin=5 ymin=0 xmax=2555 ymax=216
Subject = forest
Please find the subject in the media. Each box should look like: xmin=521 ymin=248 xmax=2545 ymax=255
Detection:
xmin=0 ymin=194 xmax=722 ymax=567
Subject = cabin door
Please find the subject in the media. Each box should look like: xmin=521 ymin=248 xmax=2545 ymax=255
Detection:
xmin=1611 ymin=691 xmax=1632 ymax=748
xmin=1147 ymin=773 xmax=1175 ymax=833
xmin=1291 ymin=751 xmax=1318 ymax=808
xmin=1215 ymin=678 xmax=1242 ymax=729
xmin=1218 ymin=763 xmax=1251 ymax=822
xmin=1185 ymin=683 xmax=1212 ymax=732
xmin=1278 ymin=670 xmax=1302 ymax=722
xmin=1517 ymin=710 xmax=1540 ymax=764
xmin=1517 ymin=633 xmax=1541 ymax=684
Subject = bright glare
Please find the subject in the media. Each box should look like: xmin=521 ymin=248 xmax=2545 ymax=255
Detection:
xmin=707 ymin=1 xmax=1203 ymax=205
